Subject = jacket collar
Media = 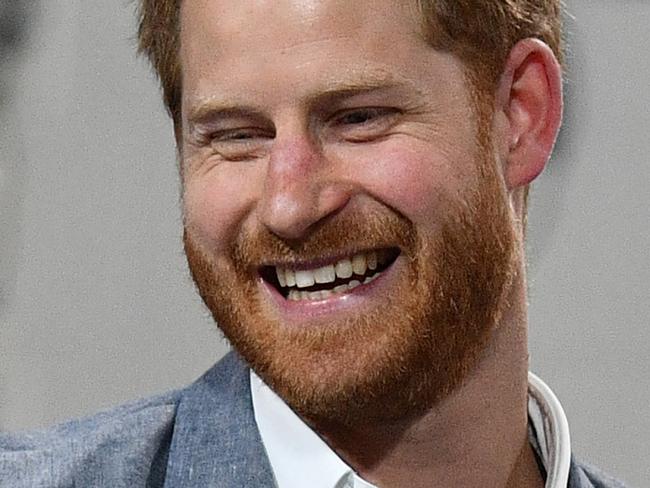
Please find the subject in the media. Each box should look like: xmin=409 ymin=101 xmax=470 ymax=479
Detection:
xmin=161 ymin=351 xmax=597 ymax=488
xmin=163 ymin=352 xmax=275 ymax=488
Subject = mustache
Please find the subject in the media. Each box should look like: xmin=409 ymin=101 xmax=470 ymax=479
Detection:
xmin=231 ymin=207 xmax=418 ymax=268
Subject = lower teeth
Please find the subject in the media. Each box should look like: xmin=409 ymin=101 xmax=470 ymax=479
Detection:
xmin=287 ymin=273 xmax=379 ymax=301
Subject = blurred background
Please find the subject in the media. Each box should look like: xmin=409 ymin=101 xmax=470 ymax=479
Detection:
xmin=0 ymin=1 xmax=647 ymax=485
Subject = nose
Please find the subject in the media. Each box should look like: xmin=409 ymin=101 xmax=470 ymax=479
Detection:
xmin=258 ymin=136 xmax=351 ymax=241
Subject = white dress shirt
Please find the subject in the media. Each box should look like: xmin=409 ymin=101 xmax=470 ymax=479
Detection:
xmin=251 ymin=371 xmax=571 ymax=488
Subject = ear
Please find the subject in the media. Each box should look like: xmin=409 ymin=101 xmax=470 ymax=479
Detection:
xmin=495 ymin=38 xmax=563 ymax=190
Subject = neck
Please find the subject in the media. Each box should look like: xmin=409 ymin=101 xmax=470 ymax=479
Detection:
xmin=313 ymin=272 xmax=544 ymax=488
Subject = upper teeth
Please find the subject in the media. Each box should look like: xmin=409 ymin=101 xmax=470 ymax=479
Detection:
xmin=276 ymin=251 xmax=378 ymax=289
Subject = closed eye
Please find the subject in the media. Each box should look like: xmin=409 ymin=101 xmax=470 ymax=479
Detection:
xmin=212 ymin=127 xmax=270 ymax=142
xmin=208 ymin=127 xmax=273 ymax=161
xmin=334 ymin=107 xmax=396 ymax=126
xmin=329 ymin=107 xmax=400 ymax=142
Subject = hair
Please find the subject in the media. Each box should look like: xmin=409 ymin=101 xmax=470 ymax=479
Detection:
xmin=416 ymin=1 xmax=563 ymax=92
xmin=137 ymin=0 xmax=562 ymax=135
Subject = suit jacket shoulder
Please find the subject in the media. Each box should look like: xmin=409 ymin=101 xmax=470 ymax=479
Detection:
xmin=0 ymin=352 xmax=275 ymax=488
xmin=0 ymin=389 xmax=180 ymax=487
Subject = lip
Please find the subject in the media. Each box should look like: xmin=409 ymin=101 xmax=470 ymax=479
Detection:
xmin=258 ymin=253 xmax=404 ymax=324
xmin=260 ymin=247 xmax=392 ymax=272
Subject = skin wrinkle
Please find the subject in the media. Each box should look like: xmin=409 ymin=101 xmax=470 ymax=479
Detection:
xmin=138 ymin=0 xmax=563 ymax=141
xmin=183 ymin=73 xmax=430 ymax=133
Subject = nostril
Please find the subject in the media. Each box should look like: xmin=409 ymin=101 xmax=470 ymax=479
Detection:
xmin=259 ymin=193 xmax=316 ymax=241
xmin=259 ymin=180 xmax=353 ymax=242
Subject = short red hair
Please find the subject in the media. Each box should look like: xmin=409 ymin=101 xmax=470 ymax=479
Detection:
xmin=137 ymin=0 xmax=563 ymax=135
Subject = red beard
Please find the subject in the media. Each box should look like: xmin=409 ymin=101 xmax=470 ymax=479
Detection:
xmin=184 ymin=147 xmax=518 ymax=427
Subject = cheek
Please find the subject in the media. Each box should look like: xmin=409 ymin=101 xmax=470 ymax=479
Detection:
xmin=183 ymin=167 xmax=261 ymax=251
xmin=347 ymin=141 xmax=471 ymax=224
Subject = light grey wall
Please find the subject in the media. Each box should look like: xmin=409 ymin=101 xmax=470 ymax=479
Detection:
xmin=0 ymin=2 xmax=647 ymax=486
xmin=526 ymin=3 xmax=649 ymax=486
xmin=0 ymin=0 xmax=226 ymax=432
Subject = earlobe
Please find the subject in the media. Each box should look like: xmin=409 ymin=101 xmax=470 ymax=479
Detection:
xmin=497 ymin=38 xmax=563 ymax=190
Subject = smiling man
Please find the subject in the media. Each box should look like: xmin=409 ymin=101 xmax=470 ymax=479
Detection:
xmin=0 ymin=1 xmax=628 ymax=487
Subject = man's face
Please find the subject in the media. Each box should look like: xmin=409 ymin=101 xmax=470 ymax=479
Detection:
xmin=180 ymin=0 xmax=518 ymax=424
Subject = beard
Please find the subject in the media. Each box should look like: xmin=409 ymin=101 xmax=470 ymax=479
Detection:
xmin=184 ymin=138 xmax=519 ymax=427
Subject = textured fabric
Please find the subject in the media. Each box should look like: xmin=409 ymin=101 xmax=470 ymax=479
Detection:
xmin=0 ymin=352 xmax=627 ymax=487
xmin=569 ymin=457 xmax=629 ymax=488
xmin=162 ymin=353 xmax=274 ymax=488
xmin=0 ymin=391 xmax=179 ymax=487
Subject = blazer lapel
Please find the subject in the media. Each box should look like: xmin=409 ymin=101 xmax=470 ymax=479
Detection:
xmin=163 ymin=352 xmax=276 ymax=488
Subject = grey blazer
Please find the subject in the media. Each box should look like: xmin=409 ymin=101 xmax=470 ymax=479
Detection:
xmin=0 ymin=352 xmax=626 ymax=487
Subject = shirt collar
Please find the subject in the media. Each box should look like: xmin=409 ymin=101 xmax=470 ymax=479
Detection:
xmin=527 ymin=372 xmax=572 ymax=488
xmin=251 ymin=371 xmax=571 ymax=488
xmin=250 ymin=372 xmax=361 ymax=488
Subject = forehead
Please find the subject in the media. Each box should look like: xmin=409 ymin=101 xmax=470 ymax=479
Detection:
xmin=178 ymin=0 xmax=434 ymax=104
xmin=179 ymin=0 xmax=421 ymax=52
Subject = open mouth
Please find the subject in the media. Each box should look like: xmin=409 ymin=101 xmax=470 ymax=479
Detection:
xmin=260 ymin=248 xmax=400 ymax=301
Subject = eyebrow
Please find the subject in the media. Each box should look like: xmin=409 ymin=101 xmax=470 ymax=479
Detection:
xmin=186 ymin=104 xmax=268 ymax=130
xmin=185 ymin=71 xmax=423 ymax=128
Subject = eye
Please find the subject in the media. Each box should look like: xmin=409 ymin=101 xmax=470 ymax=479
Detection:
xmin=335 ymin=107 xmax=393 ymax=126
xmin=212 ymin=128 xmax=267 ymax=142
xmin=330 ymin=107 xmax=400 ymax=142
xmin=209 ymin=128 xmax=273 ymax=161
